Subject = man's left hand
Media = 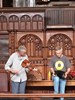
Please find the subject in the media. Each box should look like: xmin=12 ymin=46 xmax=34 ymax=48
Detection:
xmin=64 ymin=72 xmax=68 ymax=78
xmin=26 ymin=63 xmax=30 ymax=66
xmin=33 ymin=68 xmax=38 ymax=72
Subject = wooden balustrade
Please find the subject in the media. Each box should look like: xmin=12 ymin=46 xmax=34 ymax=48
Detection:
xmin=0 ymin=93 xmax=74 ymax=98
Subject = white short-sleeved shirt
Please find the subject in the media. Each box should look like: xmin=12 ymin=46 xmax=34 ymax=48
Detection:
xmin=5 ymin=52 xmax=29 ymax=82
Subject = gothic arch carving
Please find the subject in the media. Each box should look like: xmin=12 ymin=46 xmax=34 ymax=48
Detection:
xmin=32 ymin=14 xmax=43 ymax=30
xmin=32 ymin=14 xmax=43 ymax=21
xmin=47 ymin=34 xmax=72 ymax=57
xmin=18 ymin=34 xmax=43 ymax=57
xmin=21 ymin=15 xmax=31 ymax=21
xmin=9 ymin=15 xmax=19 ymax=22
xmin=20 ymin=15 xmax=31 ymax=30
xmin=0 ymin=15 xmax=7 ymax=30
xmin=9 ymin=15 xmax=19 ymax=30
xmin=0 ymin=15 xmax=7 ymax=22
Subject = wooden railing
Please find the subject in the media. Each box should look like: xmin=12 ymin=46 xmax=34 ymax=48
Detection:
xmin=0 ymin=93 xmax=75 ymax=98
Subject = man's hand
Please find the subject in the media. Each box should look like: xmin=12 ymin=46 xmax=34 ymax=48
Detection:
xmin=10 ymin=69 xmax=19 ymax=75
xmin=64 ymin=72 xmax=68 ymax=78
xmin=33 ymin=68 xmax=38 ymax=72
xmin=64 ymin=68 xmax=71 ymax=78
xmin=50 ymin=68 xmax=55 ymax=76
xmin=26 ymin=63 xmax=30 ymax=67
xmin=52 ymin=72 xmax=56 ymax=77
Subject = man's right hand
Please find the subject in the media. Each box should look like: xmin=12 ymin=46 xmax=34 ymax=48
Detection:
xmin=50 ymin=68 xmax=55 ymax=76
xmin=9 ymin=69 xmax=19 ymax=75
xmin=52 ymin=73 xmax=56 ymax=76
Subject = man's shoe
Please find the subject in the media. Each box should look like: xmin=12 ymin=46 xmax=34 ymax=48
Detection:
xmin=53 ymin=97 xmax=59 ymax=100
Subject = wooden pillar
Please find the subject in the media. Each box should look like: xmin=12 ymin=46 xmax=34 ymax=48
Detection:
xmin=14 ymin=31 xmax=18 ymax=51
xmin=9 ymin=30 xmax=16 ymax=54
xmin=43 ymin=28 xmax=47 ymax=80
xmin=73 ymin=29 xmax=75 ymax=69
xmin=0 ymin=0 xmax=2 ymax=8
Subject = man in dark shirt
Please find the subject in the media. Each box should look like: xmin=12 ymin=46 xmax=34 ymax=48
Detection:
xmin=49 ymin=46 xmax=71 ymax=100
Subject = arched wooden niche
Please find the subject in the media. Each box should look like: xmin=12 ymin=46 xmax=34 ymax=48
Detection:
xmin=18 ymin=34 xmax=43 ymax=57
xmin=32 ymin=14 xmax=43 ymax=30
xmin=9 ymin=15 xmax=19 ymax=30
xmin=0 ymin=15 xmax=7 ymax=31
xmin=47 ymin=34 xmax=72 ymax=57
xmin=20 ymin=15 xmax=31 ymax=30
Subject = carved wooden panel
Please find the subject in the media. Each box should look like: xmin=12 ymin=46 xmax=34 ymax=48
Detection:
xmin=9 ymin=15 xmax=19 ymax=30
xmin=47 ymin=34 xmax=72 ymax=57
xmin=18 ymin=34 xmax=43 ymax=57
xmin=9 ymin=31 xmax=16 ymax=54
xmin=46 ymin=8 xmax=75 ymax=26
xmin=0 ymin=70 xmax=10 ymax=92
xmin=0 ymin=15 xmax=7 ymax=31
xmin=0 ymin=12 xmax=44 ymax=31
xmin=32 ymin=14 xmax=43 ymax=30
xmin=0 ymin=34 xmax=9 ymax=64
xmin=20 ymin=15 xmax=31 ymax=30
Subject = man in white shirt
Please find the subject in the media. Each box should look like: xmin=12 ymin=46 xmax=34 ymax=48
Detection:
xmin=5 ymin=45 xmax=29 ymax=94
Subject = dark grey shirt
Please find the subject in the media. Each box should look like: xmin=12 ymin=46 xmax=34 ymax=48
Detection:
xmin=49 ymin=55 xmax=71 ymax=72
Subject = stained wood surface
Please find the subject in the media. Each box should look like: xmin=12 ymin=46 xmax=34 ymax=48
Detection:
xmin=27 ymin=80 xmax=75 ymax=87
xmin=0 ymin=93 xmax=74 ymax=98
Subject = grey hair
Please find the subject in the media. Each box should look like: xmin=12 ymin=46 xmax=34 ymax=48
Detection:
xmin=18 ymin=45 xmax=26 ymax=52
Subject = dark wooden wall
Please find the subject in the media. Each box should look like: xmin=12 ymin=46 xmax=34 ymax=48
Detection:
xmin=46 ymin=8 xmax=75 ymax=26
xmin=0 ymin=7 xmax=75 ymax=95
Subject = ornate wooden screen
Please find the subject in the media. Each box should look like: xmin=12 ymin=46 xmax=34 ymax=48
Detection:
xmin=47 ymin=34 xmax=72 ymax=57
xmin=0 ymin=8 xmax=75 ymax=95
xmin=0 ymin=13 xmax=74 ymax=81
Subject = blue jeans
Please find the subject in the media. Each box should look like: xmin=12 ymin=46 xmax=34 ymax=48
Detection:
xmin=11 ymin=81 xmax=26 ymax=94
xmin=52 ymin=76 xmax=66 ymax=100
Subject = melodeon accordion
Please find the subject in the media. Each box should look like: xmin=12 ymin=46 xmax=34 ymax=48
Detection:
xmin=55 ymin=71 xmax=66 ymax=79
